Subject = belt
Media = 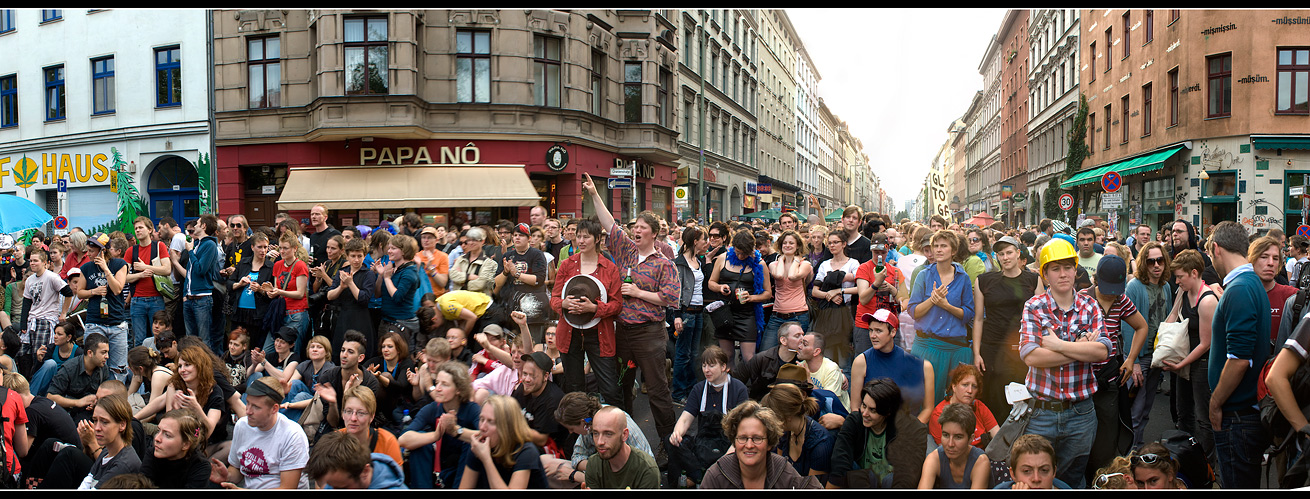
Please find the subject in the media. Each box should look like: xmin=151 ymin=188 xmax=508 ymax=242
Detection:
xmin=286 ymin=308 xmax=307 ymax=314
xmin=917 ymin=330 xmax=970 ymax=349
xmin=773 ymin=311 xmax=804 ymax=319
xmin=683 ymin=305 xmax=705 ymax=313
xmin=1031 ymin=397 xmax=1084 ymax=412
xmin=1223 ymin=407 xmax=1259 ymax=418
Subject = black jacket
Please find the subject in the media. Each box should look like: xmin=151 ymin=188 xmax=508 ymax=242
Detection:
xmin=828 ymin=409 xmax=929 ymax=489
xmin=225 ymin=257 xmax=279 ymax=320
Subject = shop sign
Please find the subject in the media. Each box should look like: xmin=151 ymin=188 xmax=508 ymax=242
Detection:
xmin=0 ymin=151 xmax=112 ymax=190
xmin=744 ymin=195 xmax=756 ymax=210
xmin=675 ymin=167 xmax=690 ymax=185
xmin=545 ymin=145 xmax=569 ymax=171
xmin=757 ymin=183 xmax=771 ymax=194
xmin=359 ymin=143 xmax=482 ymax=166
xmin=614 ymin=158 xmax=655 ymax=179
xmin=703 ymin=168 xmax=717 ymax=183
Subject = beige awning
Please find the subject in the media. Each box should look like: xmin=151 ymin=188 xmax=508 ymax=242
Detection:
xmin=277 ymin=164 xmax=542 ymax=210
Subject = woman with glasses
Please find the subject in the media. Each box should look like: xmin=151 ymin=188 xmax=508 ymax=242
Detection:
xmin=1129 ymin=443 xmax=1187 ymax=489
xmin=963 ymin=229 xmax=992 ymax=284
xmin=699 ymin=400 xmax=822 ymax=489
xmin=336 ymin=385 xmax=405 ymax=467
xmin=811 ymin=229 xmax=860 ymax=373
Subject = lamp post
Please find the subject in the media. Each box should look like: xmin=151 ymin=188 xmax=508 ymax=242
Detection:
xmin=1198 ymin=169 xmax=1209 ymax=233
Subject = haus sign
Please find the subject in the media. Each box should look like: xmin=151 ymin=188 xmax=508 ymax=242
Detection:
xmin=0 ymin=150 xmax=113 ymax=190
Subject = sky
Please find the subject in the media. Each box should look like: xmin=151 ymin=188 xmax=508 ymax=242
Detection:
xmin=786 ymin=8 xmax=1008 ymax=213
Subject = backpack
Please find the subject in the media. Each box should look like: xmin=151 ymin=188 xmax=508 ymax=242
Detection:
xmin=0 ymin=386 xmax=18 ymax=489
xmin=1159 ymin=429 xmax=1215 ymax=489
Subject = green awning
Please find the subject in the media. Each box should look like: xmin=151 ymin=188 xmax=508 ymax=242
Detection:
xmin=1061 ymin=145 xmax=1186 ymax=188
xmin=1252 ymin=136 xmax=1310 ymax=150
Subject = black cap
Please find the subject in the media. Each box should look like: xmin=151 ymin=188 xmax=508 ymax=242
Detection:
xmin=1096 ymin=254 xmax=1128 ymax=296
xmin=274 ymin=326 xmax=298 ymax=344
xmin=521 ymin=351 xmax=552 ymax=373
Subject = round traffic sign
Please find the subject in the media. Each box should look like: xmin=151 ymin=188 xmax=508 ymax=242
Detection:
xmin=1059 ymin=193 xmax=1074 ymax=211
xmin=53 ymin=216 xmax=68 ymax=230
xmin=1101 ymin=171 xmax=1123 ymax=193
xmin=1298 ymin=225 xmax=1310 ymax=238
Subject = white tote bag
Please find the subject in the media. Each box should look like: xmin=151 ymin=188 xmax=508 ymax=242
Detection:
xmin=1150 ymin=286 xmax=1192 ymax=379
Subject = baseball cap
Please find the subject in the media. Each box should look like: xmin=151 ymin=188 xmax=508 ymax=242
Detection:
xmin=88 ymin=232 xmax=110 ymax=249
xmin=521 ymin=351 xmax=552 ymax=373
xmin=516 ymin=223 xmax=531 ymax=236
xmin=1096 ymin=254 xmax=1129 ymax=296
xmin=481 ymin=324 xmax=504 ymax=337
xmin=861 ymin=308 xmax=899 ymax=331
xmin=993 ymin=236 xmax=1023 ymax=253
xmin=274 ymin=326 xmax=298 ymax=344
xmin=419 ymin=226 xmax=439 ymax=238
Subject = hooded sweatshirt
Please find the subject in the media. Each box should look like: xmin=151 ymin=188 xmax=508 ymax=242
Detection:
xmin=324 ymin=453 xmax=408 ymax=490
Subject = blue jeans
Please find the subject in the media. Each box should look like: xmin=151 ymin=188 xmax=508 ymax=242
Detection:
xmin=183 ymin=295 xmax=216 ymax=353
xmin=671 ymin=310 xmax=705 ymax=401
xmin=130 ymin=296 xmax=165 ymax=347
xmin=280 ymin=311 xmax=310 ymax=357
xmin=1212 ymin=410 xmax=1268 ymax=489
xmin=1024 ymin=397 xmax=1097 ymax=489
xmin=85 ymin=321 xmax=129 ymax=382
xmin=31 ymin=359 xmax=59 ymax=396
xmin=760 ymin=311 xmax=810 ymax=352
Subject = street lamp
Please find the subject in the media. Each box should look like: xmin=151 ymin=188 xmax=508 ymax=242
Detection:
xmin=1198 ymin=169 xmax=1209 ymax=232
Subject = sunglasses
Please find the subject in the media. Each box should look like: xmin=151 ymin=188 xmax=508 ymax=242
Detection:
xmin=1146 ymin=257 xmax=1166 ymax=266
xmin=969 ymin=237 xmax=981 ymax=243
xmin=1131 ymin=453 xmax=1165 ymax=466
xmin=709 ymin=233 xmax=723 ymax=238
xmin=1093 ymin=472 xmax=1127 ymax=489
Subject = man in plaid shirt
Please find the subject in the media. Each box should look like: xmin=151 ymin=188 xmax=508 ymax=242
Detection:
xmin=1017 ymin=238 xmax=1111 ymax=489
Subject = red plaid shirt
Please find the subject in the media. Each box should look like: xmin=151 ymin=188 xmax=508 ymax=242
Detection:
xmin=1019 ymin=291 xmax=1112 ymax=402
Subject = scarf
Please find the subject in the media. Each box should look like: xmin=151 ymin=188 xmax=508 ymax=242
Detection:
xmin=726 ymin=247 xmax=766 ymax=333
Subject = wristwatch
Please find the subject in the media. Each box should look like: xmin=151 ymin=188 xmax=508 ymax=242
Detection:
xmin=455 ymin=426 xmax=465 ymax=436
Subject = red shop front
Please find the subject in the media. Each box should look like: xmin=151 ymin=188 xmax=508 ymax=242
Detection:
xmin=215 ymin=138 xmax=677 ymax=229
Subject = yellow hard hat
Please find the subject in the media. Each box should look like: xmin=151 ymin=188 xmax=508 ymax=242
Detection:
xmin=1038 ymin=238 xmax=1078 ymax=272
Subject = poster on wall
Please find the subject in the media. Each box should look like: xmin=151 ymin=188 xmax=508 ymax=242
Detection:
xmin=358 ymin=210 xmax=380 ymax=226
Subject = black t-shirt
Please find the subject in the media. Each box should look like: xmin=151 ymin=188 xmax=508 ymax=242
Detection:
xmin=511 ymin=382 xmax=568 ymax=454
xmin=308 ymin=226 xmax=342 ymax=267
xmin=500 ymin=247 xmax=549 ymax=297
xmin=197 ymin=384 xmax=228 ymax=444
xmin=976 ymin=269 xmax=1040 ymax=348
xmin=316 ymin=366 xmax=382 ymax=427
xmin=25 ymin=395 xmax=81 ymax=446
xmin=846 ymin=235 xmax=873 ymax=264
xmin=139 ymin=441 xmax=211 ymax=489
xmin=466 ymin=442 xmax=549 ymax=489
xmin=81 ymin=258 xmax=128 ymax=324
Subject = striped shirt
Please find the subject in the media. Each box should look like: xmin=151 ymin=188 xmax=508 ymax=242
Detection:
xmin=1019 ymin=291 xmax=1112 ymax=402
xmin=605 ymin=226 xmax=680 ymax=324
xmin=1078 ymin=289 xmax=1138 ymax=368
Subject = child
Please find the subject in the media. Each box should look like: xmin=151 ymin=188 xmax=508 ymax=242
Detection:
xmin=993 ymin=434 xmax=1071 ymax=489
xmin=667 ymin=345 xmax=750 ymax=488
xmin=224 ymin=327 xmax=254 ymax=393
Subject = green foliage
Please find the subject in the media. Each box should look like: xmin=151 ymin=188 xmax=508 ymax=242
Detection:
xmin=1058 ymin=93 xmax=1092 ymax=218
xmin=110 ymin=147 xmax=150 ymax=235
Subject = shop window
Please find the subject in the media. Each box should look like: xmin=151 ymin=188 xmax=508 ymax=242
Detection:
xmin=1203 ymin=172 xmax=1235 ymax=197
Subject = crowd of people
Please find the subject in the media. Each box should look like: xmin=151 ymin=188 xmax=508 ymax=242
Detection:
xmin=0 ymin=188 xmax=1307 ymax=490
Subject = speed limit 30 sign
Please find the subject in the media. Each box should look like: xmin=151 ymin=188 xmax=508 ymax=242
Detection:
xmin=1059 ymin=193 xmax=1074 ymax=211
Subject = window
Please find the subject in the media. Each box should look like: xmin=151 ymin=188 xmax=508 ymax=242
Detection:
xmin=684 ymin=100 xmax=693 ymax=140
xmin=1170 ymin=10 xmax=1180 ymax=24
xmin=1169 ymin=68 xmax=1179 ymax=126
xmin=1277 ymin=48 xmax=1310 ymax=115
xmin=0 ymin=74 xmax=15 ymax=128
xmin=1145 ymin=10 xmax=1154 ymax=44
xmin=1104 ymin=104 xmax=1112 ymax=150
xmin=0 ymin=10 xmax=14 ymax=33
xmin=91 ymin=57 xmax=114 ymax=115
xmin=44 ymin=65 xmax=64 ymax=121
xmin=710 ymin=51 xmax=717 ymax=87
xmin=1121 ymin=95 xmax=1130 ymax=143
xmin=456 ymin=30 xmax=490 ymax=103
xmin=1105 ymin=28 xmax=1113 ymax=71
xmin=1122 ymin=12 xmax=1130 ymax=59
xmin=684 ymin=29 xmax=693 ymax=67
xmin=533 ymin=35 xmax=561 ymax=107
xmin=248 ymin=36 xmax=280 ymax=108
xmin=591 ymin=49 xmax=604 ymax=116
xmin=344 ymin=17 xmax=388 ymax=95
xmin=1090 ymin=42 xmax=1097 ymax=82
xmin=155 ymin=46 xmax=182 ymax=107
xmin=1142 ymin=83 xmax=1153 ymax=136
xmin=657 ymin=68 xmax=670 ymax=127
xmin=41 ymin=10 xmax=60 ymax=22
xmin=624 ymin=62 xmax=641 ymax=123
xmin=1207 ymin=53 xmax=1232 ymax=118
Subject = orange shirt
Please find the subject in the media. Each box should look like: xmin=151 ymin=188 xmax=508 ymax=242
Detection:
xmin=337 ymin=426 xmax=404 ymax=466
xmin=414 ymin=249 xmax=450 ymax=299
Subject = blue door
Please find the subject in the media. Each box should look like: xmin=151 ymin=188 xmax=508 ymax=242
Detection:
xmin=147 ymin=156 xmax=200 ymax=227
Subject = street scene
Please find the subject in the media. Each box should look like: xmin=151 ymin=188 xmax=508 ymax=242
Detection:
xmin=0 ymin=7 xmax=1308 ymax=491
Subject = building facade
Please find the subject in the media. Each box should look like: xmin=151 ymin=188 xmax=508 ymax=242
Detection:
xmin=755 ymin=10 xmax=800 ymax=214
xmin=795 ymin=44 xmax=822 ymax=218
xmin=211 ymin=9 xmax=682 ymax=228
xmin=998 ymin=9 xmax=1031 ymax=226
xmin=0 ymin=8 xmax=212 ymax=233
xmin=1069 ymin=9 xmax=1310 ymax=236
xmin=1027 ymin=9 xmax=1081 ymax=226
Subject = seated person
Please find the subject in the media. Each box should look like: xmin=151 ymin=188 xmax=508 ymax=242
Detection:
xmin=140 ymin=310 xmax=172 ymax=352
xmin=336 ymin=385 xmax=404 ymax=466
xmin=445 ymin=326 xmax=474 ymax=367
xmin=667 ymin=345 xmax=749 ymax=488
xmin=1130 ymin=442 xmax=1188 ymax=489
xmin=246 ymin=326 xmax=300 ymax=397
xmin=918 ymin=402 xmax=991 ymax=489
xmin=209 ymin=375 xmax=311 ymax=489
xmin=32 ymin=379 xmax=147 ymax=489
xmin=759 ymin=381 xmax=833 ymax=483
xmin=1091 ymin=456 xmax=1137 ymax=489
xmin=698 ymin=400 xmax=823 ymax=489
xmin=363 ymin=331 xmax=415 ymax=432
xmin=469 ymin=323 xmax=509 ymax=379
xmin=398 ymin=361 xmax=481 ymax=489
xmin=139 ymin=408 xmax=213 ymax=489
xmin=992 ymin=434 xmax=1072 ymax=489
xmin=545 ymin=391 xmax=653 ymax=489
xmin=582 ymin=406 xmax=660 ymax=489
xmin=471 ymin=315 xmax=534 ymax=405
xmin=305 ymin=430 xmax=408 ymax=489
xmin=435 ymin=289 xmax=492 ymax=338
xmin=126 ymin=346 xmax=173 ymax=415
xmin=827 ymin=377 xmax=928 ymax=489
xmin=798 ymin=333 xmax=850 ymax=413
xmin=405 ymin=337 xmax=452 ymax=412
xmin=30 ymin=320 xmax=82 ymax=397
xmin=927 ymin=364 xmax=998 ymax=447
xmin=75 ymin=394 xmax=139 ymax=489
xmin=316 ymin=331 xmax=383 ymax=430
xmin=512 ymin=351 xmax=569 ymax=459
xmin=46 ymin=332 xmax=111 ymax=423
xmin=3 ymin=371 xmax=78 ymax=484
xmin=850 ymin=309 xmax=934 ymax=424
xmin=459 ymin=394 xmax=549 ymax=489
xmin=222 ymin=328 xmax=254 ymax=394
xmin=272 ymin=335 xmax=334 ymax=422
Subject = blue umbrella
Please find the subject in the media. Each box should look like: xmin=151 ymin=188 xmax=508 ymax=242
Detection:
xmin=0 ymin=194 xmax=54 ymax=234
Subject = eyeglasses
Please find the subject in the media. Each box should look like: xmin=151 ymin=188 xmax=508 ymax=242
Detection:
xmin=1146 ymin=257 xmax=1166 ymax=266
xmin=708 ymin=233 xmax=723 ymax=238
xmin=232 ymin=223 xmax=244 ymax=228
xmin=1093 ymin=472 xmax=1127 ymax=489
xmin=342 ymin=409 xmax=370 ymax=418
xmin=734 ymin=435 xmax=767 ymax=445
xmin=1131 ymin=453 xmax=1165 ymax=466
xmin=969 ymin=237 xmax=981 ymax=243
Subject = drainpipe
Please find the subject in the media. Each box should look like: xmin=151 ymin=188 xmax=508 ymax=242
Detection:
xmin=207 ymin=10 xmax=218 ymax=214
xmin=697 ymin=24 xmax=706 ymax=222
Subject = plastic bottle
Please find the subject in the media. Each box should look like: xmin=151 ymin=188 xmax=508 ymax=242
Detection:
xmin=402 ymin=409 xmax=412 ymax=425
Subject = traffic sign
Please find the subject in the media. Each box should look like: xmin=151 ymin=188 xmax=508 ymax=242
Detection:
xmin=53 ymin=216 xmax=68 ymax=230
xmin=607 ymin=177 xmax=632 ymax=190
xmin=1059 ymin=193 xmax=1075 ymax=211
xmin=609 ymin=167 xmax=633 ymax=177
xmin=1101 ymin=192 xmax=1123 ymax=210
xmin=1299 ymin=225 xmax=1310 ymax=238
xmin=1101 ymin=171 xmax=1123 ymax=193
xmin=57 ymin=178 xmax=67 ymax=193
xmin=673 ymin=186 xmax=689 ymax=207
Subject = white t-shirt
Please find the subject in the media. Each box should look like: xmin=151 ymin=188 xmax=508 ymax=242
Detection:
xmin=169 ymin=233 xmax=188 ymax=283
xmin=809 ymin=356 xmax=850 ymax=410
xmin=228 ymin=413 xmax=311 ymax=489
xmin=814 ymin=258 xmax=860 ymax=305
xmin=23 ymin=270 xmax=67 ymax=321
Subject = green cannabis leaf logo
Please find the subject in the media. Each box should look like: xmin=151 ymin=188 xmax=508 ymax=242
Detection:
xmin=13 ymin=155 xmax=39 ymax=189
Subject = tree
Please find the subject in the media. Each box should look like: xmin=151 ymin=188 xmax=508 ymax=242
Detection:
xmin=1058 ymin=93 xmax=1091 ymax=217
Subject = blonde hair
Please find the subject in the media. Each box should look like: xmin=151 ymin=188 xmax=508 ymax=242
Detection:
xmin=484 ymin=395 xmax=534 ymax=468
xmin=278 ymin=231 xmax=310 ymax=262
